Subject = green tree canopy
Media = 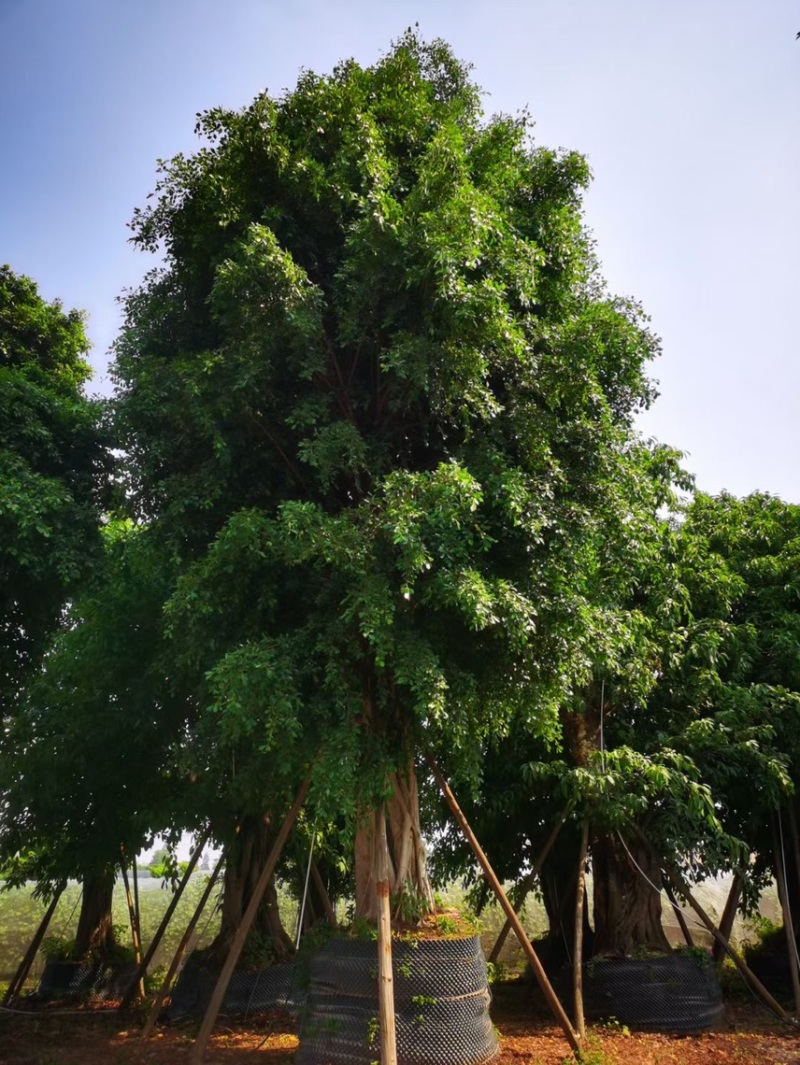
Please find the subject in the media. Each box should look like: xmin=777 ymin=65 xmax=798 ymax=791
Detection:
xmin=0 ymin=522 xmax=182 ymax=888
xmin=657 ymin=493 xmax=800 ymax=906
xmin=111 ymin=32 xmax=669 ymax=920
xmin=0 ymin=265 xmax=109 ymax=700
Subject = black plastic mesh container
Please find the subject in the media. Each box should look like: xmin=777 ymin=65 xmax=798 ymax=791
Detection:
xmin=296 ymin=935 xmax=498 ymax=1065
xmin=35 ymin=959 xmax=138 ymax=1002
xmin=578 ymin=954 xmax=724 ymax=1032
xmin=167 ymin=953 xmax=303 ymax=1020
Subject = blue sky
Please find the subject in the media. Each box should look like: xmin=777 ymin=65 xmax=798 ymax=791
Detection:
xmin=2 ymin=0 xmax=798 ymax=500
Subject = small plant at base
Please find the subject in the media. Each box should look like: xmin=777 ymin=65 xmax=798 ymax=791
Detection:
xmin=675 ymin=944 xmax=712 ymax=967
xmin=598 ymin=1016 xmax=630 ymax=1036
xmin=570 ymin=1030 xmax=622 ymax=1065
xmin=561 ymin=1032 xmax=617 ymax=1065
xmin=143 ymin=964 xmax=167 ymax=995
xmin=434 ymin=914 xmax=458 ymax=935
xmin=367 ymin=1015 xmax=379 ymax=1047
xmin=348 ymin=916 xmax=378 ymax=941
xmin=486 ymin=960 xmax=508 ymax=984
xmin=743 ymin=912 xmax=779 ymax=950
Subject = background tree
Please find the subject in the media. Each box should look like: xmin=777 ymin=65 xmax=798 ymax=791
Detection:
xmin=0 ymin=265 xmax=108 ymax=704
xmin=0 ymin=265 xmax=110 ymax=953
xmin=430 ymin=444 xmax=713 ymax=959
xmin=657 ymin=493 xmax=800 ymax=925
xmin=0 ymin=522 xmax=182 ymax=958
xmin=112 ymin=31 xmax=666 ymax=925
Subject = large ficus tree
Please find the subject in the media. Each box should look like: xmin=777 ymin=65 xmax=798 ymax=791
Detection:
xmin=112 ymin=33 xmax=663 ymax=922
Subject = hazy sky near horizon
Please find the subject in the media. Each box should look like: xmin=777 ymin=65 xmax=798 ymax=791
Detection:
xmin=2 ymin=0 xmax=798 ymax=500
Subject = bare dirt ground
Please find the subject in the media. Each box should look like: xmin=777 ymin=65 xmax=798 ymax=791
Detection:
xmin=1 ymin=995 xmax=798 ymax=1065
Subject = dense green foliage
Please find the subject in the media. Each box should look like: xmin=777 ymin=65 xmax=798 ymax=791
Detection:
xmin=0 ymin=523 xmax=182 ymax=889
xmin=659 ymin=493 xmax=800 ymax=900
xmin=0 ymin=266 xmax=108 ymax=700
xmin=110 ymin=33 xmax=669 ymax=885
xmin=1 ymin=35 xmax=798 ymax=967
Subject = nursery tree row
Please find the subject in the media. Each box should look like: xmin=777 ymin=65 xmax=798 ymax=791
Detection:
xmin=1 ymin=32 xmax=798 ymax=966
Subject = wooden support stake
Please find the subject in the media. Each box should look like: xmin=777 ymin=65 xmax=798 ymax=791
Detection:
xmin=488 ymin=800 xmax=573 ymax=966
xmin=772 ymin=813 xmax=800 ymax=1015
xmin=190 ymin=781 xmax=309 ymax=1065
xmin=572 ymin=819 xmax=589 ymax=1038
xmin=711 ymin=874 xmax=741 ymax=970
xmin=664 ymin=881 xmax=696 ymax=950
xmin=132 ymin=855 xmax=142 ymax=945
xmin=142 ymin=853 xmax=224 ymax=1039
xmin=311 ymin=860 xmax=338 ymax=927
xmin=375 ymin=804 xmax=398 ymax=1065
xmin=787 ymin=800 xmax=800 ymax=894
xmin=119 ymin=826 xmax=211 ymax=1009
xmin=661 ymin=861 xmax=798 ymax=1027
xmin=120 ymin=852 xmax=144 ymax=1001
xmin=427 ymin=754 xmax=581 ymax=1057
xmin=3 ymin=882 xmax=64 ymax=1004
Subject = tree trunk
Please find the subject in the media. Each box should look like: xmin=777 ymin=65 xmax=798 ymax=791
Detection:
xmin=537 ymin=832 xmax=593 ymax=967
xmin=712 ymin=874 xmax=741 ymax=969
xmin=209 ymin=814 xmax=293 ymax=966
xmin=592 ymin=830 xmax=670 ymax=956
xmin=354 ymin=758 xmax=433 ymax=923
xmin=74 ymin=869 xmax=116 ymax=959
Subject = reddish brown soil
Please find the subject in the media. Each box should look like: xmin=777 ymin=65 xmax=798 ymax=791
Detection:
xmin=0 ymin=997 xmax=797 ymax=1064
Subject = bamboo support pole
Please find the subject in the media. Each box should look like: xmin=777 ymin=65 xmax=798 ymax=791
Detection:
xmin=120 ymin=853 xmax=144 ymax=1001
xmin=787 ymin=800 xmax=800 ymax=893
xmin=132 ymin=855 xmax=142 ymax=944
xmin=119 ymin=826 xmax=211 ymax=1009
xmin=488 ymin=800 xmax=573 ymax=965
xmin=664 ymin=881 xmax=696 ymax=949
xmin=3 ymin=882 xmax=64 ymax=1004
xmin=772 ymin=813 xmax=800 ymax=1015
xmin=142 ymin=853 xmax=224 ymax=1039
xmin=190 ymin=781 xmax=309 ymax=1065
xmin=426 ymin=754 xmax=581 ymax=1057
xmin=572 ymin=819 xmax=589 ymax=1038
xmin=375 ymin=804 xmax=398 ymax=1065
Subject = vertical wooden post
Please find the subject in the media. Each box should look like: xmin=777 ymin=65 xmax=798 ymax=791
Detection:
xmin=190 ymin=781 xmax=309 ymax=1065
xmin=374 ymin=804 xmax=398 ymax=1065
xmin=120 ymin=853 xmax=145 ymax=1001
xmin=3 ymin=882 xmax=65 ymax=1004
xmin=132 ymin=855 xmax=142 ymax=947
xmin=488 ymin=800 xmax=573 ymax=965
xmin=772 ymin=813 xmax=800 ymax=1015
xmin=142 ymin=853 xmax=224 ymax=1039
xmin=119 ymin=826 xmax=211 ymax=1009
xmin=427 ymin=754 xmax=581 ymax=1057
xmin=572 ymin=819 xmax=589 ymax=1038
